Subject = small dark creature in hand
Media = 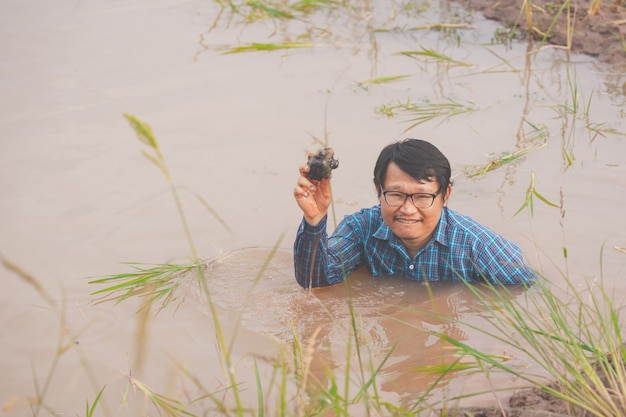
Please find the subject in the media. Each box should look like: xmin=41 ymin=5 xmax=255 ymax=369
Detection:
xmin=307 ymin=147 xmax=339 ymax=181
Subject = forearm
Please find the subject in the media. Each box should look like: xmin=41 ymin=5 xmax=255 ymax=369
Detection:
xmin=293 ymin=216 xmax=334 ymax=288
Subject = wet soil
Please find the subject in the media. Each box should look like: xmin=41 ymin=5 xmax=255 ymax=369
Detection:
xmin=452 ymin=0 xmax=626 ymax=67
xmin=445 ymin=385 xmax=575 ymax=417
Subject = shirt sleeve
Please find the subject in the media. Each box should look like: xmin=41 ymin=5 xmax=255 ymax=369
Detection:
xmin=472 ymin=234 xmax=537 ymax=285
xmin=293 ymin=215 xmax=364 ymax=288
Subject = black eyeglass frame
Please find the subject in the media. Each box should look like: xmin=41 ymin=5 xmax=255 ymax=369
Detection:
xmin=381 ymin=189 xmax=441 ymax=208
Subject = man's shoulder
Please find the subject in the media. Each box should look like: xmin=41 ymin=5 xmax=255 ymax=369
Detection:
xmin=444 ymin=208 xmax=499 ymax=239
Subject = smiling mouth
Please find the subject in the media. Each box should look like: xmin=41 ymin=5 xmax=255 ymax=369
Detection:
xmin=396 ymin=218 xmax=422 ymax=224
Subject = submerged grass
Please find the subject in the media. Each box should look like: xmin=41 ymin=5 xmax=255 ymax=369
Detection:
xmin=223 ymin=42 xmax=316 ymax=54
xmin=463 ymin=142 xmax=546 ymax=178
xmin=513 ymin=171 xmax=560 ymax=217
xmin=356 ymin=74 xmax=412 ymax=90
xmin=375 ymin=98 xmax=478 ymax=132
xmin=396 ymin=47 xmax=471 ymax=66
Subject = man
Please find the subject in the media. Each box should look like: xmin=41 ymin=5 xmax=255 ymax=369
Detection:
xmin=293 ymin=138 xmax=536 ymax=288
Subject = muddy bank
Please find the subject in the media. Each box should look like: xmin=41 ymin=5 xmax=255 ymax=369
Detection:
xmin=452 ymin=0 xmax=626 ymax=66
xmin=445 ymin=386 xmax=573 ymax=417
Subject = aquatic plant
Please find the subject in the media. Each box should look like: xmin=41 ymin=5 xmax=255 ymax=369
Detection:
xmin=222 ymin=42 xmax=316 ymax=54
xmin=463 ymin=142 xmax=546 ymax=178
xmin=355 ymin=74 xmax=412 ymax=91
xmin=513 ymin=171 xmax=560 ymax=217
xmin=89 ymin=115 xmax=249 ymax=415
xmin=449 ymin=271 xmax=625 ymax=417
xmin=375 ymin=98 xmax=478 ymax=132
xmin=396 ymin=47 xmax=471 ymax=66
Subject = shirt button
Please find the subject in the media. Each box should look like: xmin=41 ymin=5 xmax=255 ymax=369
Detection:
xmin=409 ymin=265 xmax=415 ymax=270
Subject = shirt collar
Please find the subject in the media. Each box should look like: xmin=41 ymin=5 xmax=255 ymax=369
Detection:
xmin=373 ymin=226 xmax=389 ymax=241
xmin=432 ymin=207 xmax=449 ymax=247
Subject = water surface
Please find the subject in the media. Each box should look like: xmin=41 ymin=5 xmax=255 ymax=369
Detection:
xmin=1 ymin=0 xmax=625 ymax=414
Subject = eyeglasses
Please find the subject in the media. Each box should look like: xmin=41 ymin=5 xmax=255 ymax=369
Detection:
xmin=381 ymin=189 xmax=440 ymax=209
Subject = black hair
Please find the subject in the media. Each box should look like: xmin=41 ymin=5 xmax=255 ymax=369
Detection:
xmin=373 ymin=138 xmax=452 ymax=195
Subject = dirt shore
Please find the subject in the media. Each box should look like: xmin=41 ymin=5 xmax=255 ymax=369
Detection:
xmin=452 ymin=0 xmax=626 ymax=67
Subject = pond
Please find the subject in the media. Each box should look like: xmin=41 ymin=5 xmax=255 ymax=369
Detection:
xmin=1 ymin=0 xmax=625 ymax=415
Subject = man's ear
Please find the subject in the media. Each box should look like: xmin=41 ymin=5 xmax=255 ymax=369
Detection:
xmin=443 ymin=184 xmax=452 ymax=207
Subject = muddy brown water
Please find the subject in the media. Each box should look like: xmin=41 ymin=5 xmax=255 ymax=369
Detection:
xmin=1 ymin=0 xmax=625 ymax=415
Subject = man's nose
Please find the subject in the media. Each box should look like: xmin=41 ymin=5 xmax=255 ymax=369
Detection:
xmin=400 ymin=196 xmax=419 ymax=212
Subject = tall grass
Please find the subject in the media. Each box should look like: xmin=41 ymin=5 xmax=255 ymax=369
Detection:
xmin=408 ymin=273 xmax=626 ymax=416
xmin=89 ymin=115 xmax=256 ymax=415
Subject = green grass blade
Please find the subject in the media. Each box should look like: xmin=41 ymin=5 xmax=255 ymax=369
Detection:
xmin=246 ymin=0 xmax=295 ymax=19
xmin=254 ymin=358 xmax=264 ymax=417
xmin=397 ymin=47 xmax=471 ymax=66
xmin=356 ymin=74 xmax=412 ymax=89
xmin=86 ymin=386 xmax=106 ymax=417
xmin=223 ymin=42 xmax=315 ymax=54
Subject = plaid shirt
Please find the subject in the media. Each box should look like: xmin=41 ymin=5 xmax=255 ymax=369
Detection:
xmin=293 ymin=206 xmax=535 ymax=288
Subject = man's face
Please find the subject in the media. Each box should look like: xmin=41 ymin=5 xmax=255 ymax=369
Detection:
xmin=378 ymin=162 xmax=451 ymax=255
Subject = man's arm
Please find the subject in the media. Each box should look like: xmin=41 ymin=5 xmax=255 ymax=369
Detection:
xmin=293 ymin=214 xmax=365 ymax=288
xmin=293 ymin=216 xmax=333 ymax=288
xmin=292 ymin=163 xmax=334 ymax=288
xmin=474 ymin=235 xmax=536 ymax=285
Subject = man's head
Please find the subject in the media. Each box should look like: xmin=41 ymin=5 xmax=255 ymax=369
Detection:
xmin=373 ymin=138 xmax=451 ymax=195
xmin=373 ymin=139 xmax=453 ymax=257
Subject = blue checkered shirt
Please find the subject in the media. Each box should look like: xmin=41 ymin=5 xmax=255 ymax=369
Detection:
xmin=293 ymin=206 xmax=535 ymax=288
